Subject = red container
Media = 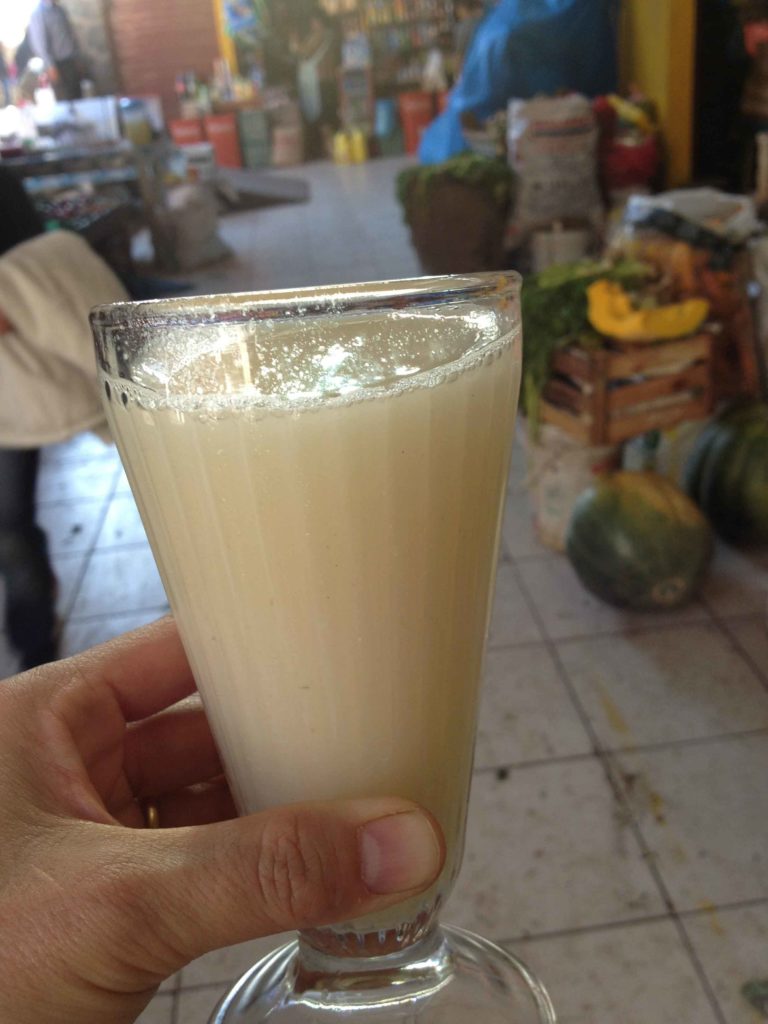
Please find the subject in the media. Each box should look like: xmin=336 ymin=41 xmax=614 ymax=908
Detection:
xmin=169 ymin=118 xmax=204 ymax=146
xmin=203 ymin=113 xmax=243 ymax=168
xmin=398 ymin=91 xmax=434 ymax=156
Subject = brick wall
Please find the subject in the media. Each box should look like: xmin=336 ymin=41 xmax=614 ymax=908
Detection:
xmin=109 ymin=0 xmax=220 ymax=117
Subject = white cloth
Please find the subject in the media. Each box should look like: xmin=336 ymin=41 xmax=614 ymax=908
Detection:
xmin=0 ymin=230 xmax=128 ymax=448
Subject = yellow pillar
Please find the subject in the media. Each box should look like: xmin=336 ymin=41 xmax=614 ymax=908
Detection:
xmin=620 ymin=0 xmax=697 ymax=187
xmin=212 ymin=0 xmax=239 ymax=75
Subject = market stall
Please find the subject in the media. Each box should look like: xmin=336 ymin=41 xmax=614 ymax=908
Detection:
xmin=395 ymin=73 xmax=768 ymax=616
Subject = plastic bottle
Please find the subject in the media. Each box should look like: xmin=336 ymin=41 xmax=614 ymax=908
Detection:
xmin=333 ymin=130 xmax=352 ymax=163
xmin=350 ymin=128 xmax=368 ymax=162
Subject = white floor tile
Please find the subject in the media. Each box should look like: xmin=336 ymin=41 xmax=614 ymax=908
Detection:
xmin=135 ymin=993 xmax=174 ymax=1024
xmin=518 ymin=556 xmax=710 ymax=641
xmin=97 ymin=495 xmax=149 ymax=548
xmin=476 ymin=645 xmax=590 ymax=768
xmin=507 ymin=435 xmax=528 ymax=494
xmin=60 ymin=609 xmax=167 ymax=658
xmin=36 ymin=460 xmax=117 ymax=505
xmin=702 ymin=544 xmax=768 ymax=619
xmin=37 ymin=499 xmax=104 ymax=555
xmin=41 ymin=432 xmax=116 ymax=466
xmin=510 ymin=918 xmax=719 ymax=1024
xmin=114 ymin=467 xmax=134 ymax=494
xmin=501 ymin=490 xmax=549 ymax=561
xmin=70 ymin=545 xmax=167 ymax=617
xmin=558 ymin=624 xmax=768 ymax=749
xmin=52 ymin=550 xmax=88 ymax=614
xmin=685 ymin=902 xmax=768 ymax=1024
xmin=488 ymin=563 xmax=543 ymax=648
xmin=445 ymin=760 xmax=663 ymax=939
xmin=181 ymin=934 xmax=291 ymax=988
xmin=616 ymin=735 xmax=768 ymax=911
xmin=726 ymin=617 xmax=768 ymax=684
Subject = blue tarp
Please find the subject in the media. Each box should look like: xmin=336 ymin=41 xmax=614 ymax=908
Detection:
xmin=419 ymin=0 xmax=619 ymax=163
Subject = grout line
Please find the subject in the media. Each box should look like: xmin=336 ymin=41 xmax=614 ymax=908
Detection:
xmin=59 ymin=466 xmax=124 ymax=622
xmin=598 ymin=727 xmax=768 ymax=759
xmin=473 ymin=751 xmax=596 ymax=775
xmin=92 ymin=539 xmax=152 ymax=556
xmin=471 ymin=727 xmax=768 ymax=777
xmin=487 ymin=636 xmax=553 ymax=653
xmin=66 ymin=604 xmax=170 ymax=626
xmin=494 ymin=893 xmax=768 ymax=948
xmin=489 ymin=611 xmax=715 ymax=650
xmin=510 ymin=562 xmax=730 ymax=1024
xmin=709 ymin=611 xmax=768 ymax=697
xmin=39 ymin=454 xmax=118 ymax=472
xmin=508 ymin=563 xmax=610 ymax=754
xmin=678 ymin=895 xmax=768 ymax=919
xmin=599 ymin=749 xmax=730 ymax=1024
xmin=496 ymin=910 xmax=675 ymax=947
xmin=38 ymin=490 xmax=116 ymax=510
xmin=92 ymin=540 xmax=153 ymax=557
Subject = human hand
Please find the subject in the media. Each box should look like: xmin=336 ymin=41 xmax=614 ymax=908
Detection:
xmin=0 ymin=619 xmax=444 ymax=1024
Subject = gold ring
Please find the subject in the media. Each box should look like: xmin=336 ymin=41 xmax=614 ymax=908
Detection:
xmin=144 ymin=801 xmax=160 ymax=829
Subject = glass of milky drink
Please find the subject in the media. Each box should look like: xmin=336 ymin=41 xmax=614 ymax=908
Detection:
xmin=90 ymin=275 xmax=555 ymax=1024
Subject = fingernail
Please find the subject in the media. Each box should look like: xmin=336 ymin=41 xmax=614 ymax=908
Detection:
xmin=358 ymin=811 xmax=442 ymax=895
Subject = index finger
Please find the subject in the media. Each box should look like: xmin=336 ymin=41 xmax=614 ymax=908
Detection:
xmin=79 ymin=616 xmax=197 ymax=721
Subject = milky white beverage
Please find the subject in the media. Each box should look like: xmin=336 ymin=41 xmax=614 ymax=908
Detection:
xmin=100 ymin=286 xmax=521 ymax=929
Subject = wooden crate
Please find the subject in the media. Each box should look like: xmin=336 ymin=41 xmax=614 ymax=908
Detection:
xmin=541 ymin=333 xmax=715 ymax=445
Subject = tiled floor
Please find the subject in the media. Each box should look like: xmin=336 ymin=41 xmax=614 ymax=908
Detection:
xmin=3 ymin=158 xmax=767 ymax=1024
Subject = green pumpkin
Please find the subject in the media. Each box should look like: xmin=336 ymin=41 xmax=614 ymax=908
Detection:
xmin=566 ymin=471 xmax=713 ymax=610
xmin=683 ymin=401 xmax=768 ymax=545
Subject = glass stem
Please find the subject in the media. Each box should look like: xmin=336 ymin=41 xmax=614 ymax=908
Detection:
xmin=299 ymin=897 xmax=443 ymax=959
xmin=292 ymin=921 xmax=453 ymax=1005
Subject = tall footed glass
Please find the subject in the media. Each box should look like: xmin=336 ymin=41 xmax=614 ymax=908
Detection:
xmin=90 ymin=275 xmax=555 ymax=1023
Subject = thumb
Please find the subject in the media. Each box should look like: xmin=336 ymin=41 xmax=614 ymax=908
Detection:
xmin=102 ymin=797 xmax=444 ymax=974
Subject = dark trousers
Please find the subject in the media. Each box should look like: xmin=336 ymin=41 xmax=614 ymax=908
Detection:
xmin=0 ymin=448 xmax=57 ymax=669
xmin=53 ymin=57 xmax=82 ymax=102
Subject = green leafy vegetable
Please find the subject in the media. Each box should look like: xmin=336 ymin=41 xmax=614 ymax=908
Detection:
xmin=396 ymin=154 xmax=515 ymax=223
xmin=522 ymin=259 xmax=653 ymax=433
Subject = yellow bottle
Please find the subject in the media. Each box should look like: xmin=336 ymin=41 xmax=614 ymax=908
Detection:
xmin=350 ymin=129 xmax=368 ymax=163
xmin=333 ymin=131 xmax=352 ymax=164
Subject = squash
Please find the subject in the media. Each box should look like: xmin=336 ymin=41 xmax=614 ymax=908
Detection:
xmin=587 ymin=280 xmax=709 ymax=342
xmin=566 ymin=471 xmax=713 ymax=609
xmin=684 ymin=401 xmax=768 ymax=544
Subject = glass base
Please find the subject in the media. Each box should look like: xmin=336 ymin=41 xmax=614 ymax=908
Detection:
xmin=209 ymin=925 xmax=557 ymax=1023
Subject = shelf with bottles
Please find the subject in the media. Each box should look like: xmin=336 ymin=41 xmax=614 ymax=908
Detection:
xmin=323 ymin=0 xmax=453 ymax=30
xmin=369 ymin=20 xmax=449 ymax=54
xmin=368 ymin=14 xmax=453 ymax=29
xmin=373 ymin=58 xmax=425 ymax=88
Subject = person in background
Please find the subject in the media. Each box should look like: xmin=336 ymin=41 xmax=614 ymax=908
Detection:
xmin=27 ymin=0 xmax=82 ymax=102
xmin=289 ymin=0 xmax=341 ymax=159
xmin=0 ymin=168 xmax=57 ymax=670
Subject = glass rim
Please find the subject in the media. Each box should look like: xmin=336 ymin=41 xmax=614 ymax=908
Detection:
xmin=90 ymin=272 xmax=522 ymax=330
